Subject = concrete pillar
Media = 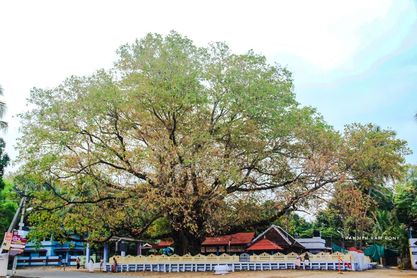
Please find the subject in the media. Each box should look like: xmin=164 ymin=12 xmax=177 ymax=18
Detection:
xmin=66 ymin=252 xmax=70 ymax=266
xmin=120 ymin=241 xmax=126 ymax=257
xmin=137 ymin=242 xmax=142 ymax=256
xmin=86 ymin=243 xmax=91 ymax=264
xmin=103 ymin=243 xmax=109 ymax=263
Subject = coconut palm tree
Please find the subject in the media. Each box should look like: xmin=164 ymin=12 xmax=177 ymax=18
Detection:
xmin=0 ymin=85 xmax=7 ymax=130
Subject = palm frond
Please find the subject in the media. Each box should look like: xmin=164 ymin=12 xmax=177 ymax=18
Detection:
xmin=0 ymin=86 xmax=6 ymax=129
xmin=0 ymin=121 xmax=7 ymax=130
xmin=0 ymin=101 xmax=6 ymax=118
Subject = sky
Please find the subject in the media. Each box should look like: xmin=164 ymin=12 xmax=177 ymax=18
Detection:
xmin=1 ymin=0 xmax=417 ymax=172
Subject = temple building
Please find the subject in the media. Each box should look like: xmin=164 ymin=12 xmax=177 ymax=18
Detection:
xmin=248 ymin=225 xmax=305 ymax=254
xmin=246 ymin=238 xmax=283 ymax=253
xmin=201 ymin=225 xmax=306 ymax=255
xmin=201 ymin=232 xmax=255 ymax=255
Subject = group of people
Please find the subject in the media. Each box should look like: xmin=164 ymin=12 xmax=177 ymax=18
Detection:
xmin=295 ymin=253 xmax=310 ymax=269
xmin=60 ymin=256 xmax=107 ymax=271
xmin=60 ymin=256 xmax=82 ymax=270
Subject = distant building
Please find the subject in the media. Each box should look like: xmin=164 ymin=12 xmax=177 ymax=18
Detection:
xmin=17 ymin=238 xmax=85 ymax=267
xmin=149 ymin=240 xmax=174 ymax=255
xmin=248 ymin=225 xmax=305 ymax=254
xmin=296 ymin=235 xmax=331 ymax=254
xmin=246 ymin=238 xmax=284 ymax=253
xmin=152 ymin=240 xmax=173 ymax=250
xmin=201 ymin=225 xmax=305 ymax=255
xmin=201 ymin=232 xmax=255 ymax=254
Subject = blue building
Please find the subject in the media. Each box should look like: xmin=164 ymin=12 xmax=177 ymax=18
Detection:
xmin=16 ymin=233 xmax=85 ymax=267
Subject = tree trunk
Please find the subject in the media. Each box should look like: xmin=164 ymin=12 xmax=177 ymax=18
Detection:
xmin=171 ymin=229 xmax=202 ymax=255
xmin=168 ymin=198 xmax=206 ymax=255
xmin=354 ymin=225 xmax=357 ymax=248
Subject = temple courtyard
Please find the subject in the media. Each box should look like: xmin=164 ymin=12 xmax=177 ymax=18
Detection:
xmin=11 ymin=268 xmax=416 ymax=278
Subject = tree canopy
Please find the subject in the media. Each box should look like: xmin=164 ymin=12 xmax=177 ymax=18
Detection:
xmin=0 ymin=85 xmax=9 ymax=189
xmin=17 ymin=32 xmax=410 ymax=254
xmin=395 ymin=166 xmax=417 ymax=229
xmin=0 ymin=85 xmax=12 ymax=234
xmin=0 ymin=180 xmax=18 ymax=234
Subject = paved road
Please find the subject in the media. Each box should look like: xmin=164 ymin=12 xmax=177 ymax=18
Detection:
xmin=10 ymin=268 xmax=144 ymax=278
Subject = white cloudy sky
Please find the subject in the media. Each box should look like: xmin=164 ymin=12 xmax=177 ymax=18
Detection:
xmin=1 ymin=0 xmax=417 ymax=171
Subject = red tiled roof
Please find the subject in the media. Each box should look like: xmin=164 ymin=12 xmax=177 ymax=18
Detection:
xmin=246 ymin=239 xmax=284 ymax=251
xmin=202 ymin=232 xmax=255 ymax=246
xmin=153 ymin=240 xmax=173 ymax=249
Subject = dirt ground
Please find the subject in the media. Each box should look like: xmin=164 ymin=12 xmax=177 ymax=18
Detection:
xmin=119 ymin=268 xmax=416 ymax=278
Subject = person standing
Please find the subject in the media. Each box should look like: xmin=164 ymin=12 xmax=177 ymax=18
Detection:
xmin=303 ymin=253 xmax=310 ymax=269
xmin=112 ymin=257 xmax=118 ymax=273
xmin=76 ymin=257 xmax=81 ymax=269
xmin=61 ymin=256 xmax=66 ymax=271
xmin=99 ymin=259 xmax=104 ymax=272
xmin=295 ymin=254 xmax=301 ymax=269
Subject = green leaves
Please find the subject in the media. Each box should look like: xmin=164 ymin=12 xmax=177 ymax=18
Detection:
xmin=341 ymin=123 xmax=410 ymax=189
xmin=0 ymin=180 xmax=18 ymax=234
xmin=394 ymin=166 xmax=417 ymax=229
xmin=15 ymin=32 xmax=410 ymax=254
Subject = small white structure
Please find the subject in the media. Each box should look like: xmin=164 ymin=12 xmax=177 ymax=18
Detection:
xmin=348 ymin=251 xmax=368 ymax=271
xmin=296 ymin=236 xmax=330 ymax=254
xmin=214 ymin=264 xmax=230 ymax=275
xmin=409 ymin=238 xmax=417 ymax=270
xmin=86 ymin=262 xmax=102 ymax=272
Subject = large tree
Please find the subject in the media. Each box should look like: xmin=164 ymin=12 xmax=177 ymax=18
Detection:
xmin=314 ymin=124 xmax=410 ymax=248
xmin=17 ymin=32 xmax=408 ymax=254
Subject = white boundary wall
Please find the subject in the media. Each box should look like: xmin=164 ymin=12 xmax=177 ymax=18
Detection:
xmin=106 ymin=261 xmax=359 ymax=273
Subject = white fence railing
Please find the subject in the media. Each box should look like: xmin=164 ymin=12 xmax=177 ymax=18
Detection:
xmin=16 ymin=255 xmax=79 ymax=267
xmin=108 ymin=252 xmax=372 ymax=272
xmin=111 ymin=252 xmax=360 ymax=264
